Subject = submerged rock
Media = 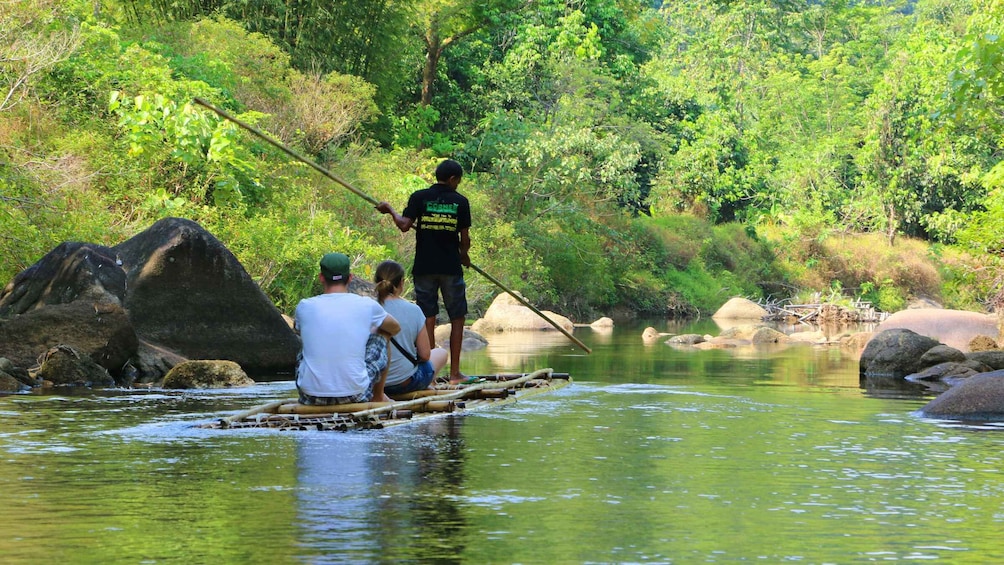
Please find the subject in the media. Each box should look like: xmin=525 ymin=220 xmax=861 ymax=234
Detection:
xmin=919 ymin=371 xmax=1004 ymax=421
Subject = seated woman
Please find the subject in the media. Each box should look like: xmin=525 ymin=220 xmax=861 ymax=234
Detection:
xmin=374 ymin=260 xmax=448 ymax=396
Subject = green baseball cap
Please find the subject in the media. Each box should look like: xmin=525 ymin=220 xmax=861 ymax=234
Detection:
xmin=319 ymin=252 xmax=351 ymax=282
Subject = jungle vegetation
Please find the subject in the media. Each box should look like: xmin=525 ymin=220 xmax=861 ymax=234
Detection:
xmin=1 ymin=0 xmax=1002 ymax=320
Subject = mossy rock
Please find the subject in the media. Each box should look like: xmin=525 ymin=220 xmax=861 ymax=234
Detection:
xmin=35 ymin=345 xmax=114 ymax=387
xmin=162 ymin=360 xmax=254 ymax=389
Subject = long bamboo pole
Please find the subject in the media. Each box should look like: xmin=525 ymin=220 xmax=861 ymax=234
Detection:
xmin=468 ymin=264 xmax=591 ymax=353
xmin=193 ymin=98 xmax=378 ymax=206
xmin=193 ymin=97 xmax=591 ymax=354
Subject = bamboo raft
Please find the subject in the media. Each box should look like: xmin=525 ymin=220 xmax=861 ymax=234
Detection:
xmin=199 ymin=368 xmax=570 ymax=431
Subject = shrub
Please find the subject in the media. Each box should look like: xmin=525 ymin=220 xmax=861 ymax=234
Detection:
xmin=521 ymin=219 xmax=616 ymax=316
xmin=287 ymin=71 xmax=378 ymax=153
xmin=639 ymin=215 xmax=710 ymax=269
xmin=619 ymin=269 xmax=672 ymax=314
xmin=664 ymin=259 xmax=730 ymax=315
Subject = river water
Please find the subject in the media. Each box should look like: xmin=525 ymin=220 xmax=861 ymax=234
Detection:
xmin=3 ymin=319 xmax=1004 ymax=563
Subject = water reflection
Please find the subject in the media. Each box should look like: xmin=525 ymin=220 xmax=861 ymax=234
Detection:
xmin=8 ymin=320 xmax=1004 ymax=563
xmin=482 ymin=330 xmax=583 ymax=367
xmin=294 ymin=418 xmax=469 ymax=562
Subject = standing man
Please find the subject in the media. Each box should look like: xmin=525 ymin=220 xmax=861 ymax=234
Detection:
xmin=377 ymin=159 xmax=471 ymax=383
xmin=295 ymin=252 xmax=401 ymax=405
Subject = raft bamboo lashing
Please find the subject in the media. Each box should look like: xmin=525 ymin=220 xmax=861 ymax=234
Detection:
xmin=273 ymin=400 xmax=457 ymax=415
xmin=199 ymin=368 xmax=569 ymax=431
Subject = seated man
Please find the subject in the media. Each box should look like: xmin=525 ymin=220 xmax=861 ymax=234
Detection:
xmin=294 ymin=252 xmax=400 ymax=405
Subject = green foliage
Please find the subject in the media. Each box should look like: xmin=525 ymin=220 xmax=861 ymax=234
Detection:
xmin=37 ymin=22 xmax=124 ymax=116
xmin=200 ymin=206 xmax=391 ymax=314
xmin=0 ymin=171 xmax=59 ymax=283
xmin=0 ymin=0 xmax=83 ymax=114
xmin=468 ymin=218 xmax=551 ymax=313
xmin=704 ymin=223 xmax=782 ymax=299
xmin=640 ymin=215 xmax=710 ymax=270
xmin=944 ymin=0 xmax=1004 ymax=256
xmin=2 ymin=0 xmax=998 ymax=322
xmin=618 ymin=269 xmax=673 ymax=315
xmin=392 ymin=105 xmax=455 ymax=155
xmin=519 ymin=219 xmax=617 ymax=315
xmin=109 ymin=91 xmax=264 ymax=208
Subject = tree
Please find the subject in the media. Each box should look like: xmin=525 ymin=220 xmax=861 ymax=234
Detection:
xmin=946 ymin=0 xmax=1004 ymax=254
xmin=409 ymin=0 xmax=490 ymax=106
xmin=0 ymin=1 xmax=81 ymax=113
xmin=117 ymin=0 xmax=414 ymax=126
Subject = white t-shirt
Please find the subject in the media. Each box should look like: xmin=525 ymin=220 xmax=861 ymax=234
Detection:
xmin=294 ymin=292 xmax=387 ymax=397
xmin=381 ymin=298 xmax=428 ymax=386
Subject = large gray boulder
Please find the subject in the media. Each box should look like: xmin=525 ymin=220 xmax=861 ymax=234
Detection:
xmin=919 ymin=371 xmax=1004 ymax=421
xmin=0 ymin=217 xmax=301 ymax=384
xmin=112 ymin=217 xmax=300 ymax=378
xmin=0 ymin=242 xmax=138 ymax=381
xmin=965 ymin=350 xmax=1004 ymax=370
xmin=875 ymin=309 xmax=997 ymax=352
xmin=860 ymin=328 xmax=941 ymax=378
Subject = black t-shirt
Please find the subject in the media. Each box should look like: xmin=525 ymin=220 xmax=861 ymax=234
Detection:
xmin=402 ymin=183 xmax=472 ymax=276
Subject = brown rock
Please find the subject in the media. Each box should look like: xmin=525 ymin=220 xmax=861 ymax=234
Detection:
xmin=750 ymin=327 xmax=790 ymax=344
xmin=968 ymin=335 xmax=999 ymax=352
xmin=0 ymin=371 xmax=24 ymax=393
xmin=0 ymin=300 xmax=137 ymax=381
xmin=433 ymin=325 xmax=488 ymax=351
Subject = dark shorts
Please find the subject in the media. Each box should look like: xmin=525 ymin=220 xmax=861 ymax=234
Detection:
xmin=413 ymin=274 xmax=467 ymax=320
xmin=298 ymin=334 xmax=387 ymax=405
xmin=383 ymin=361 xmax=436 ymax=396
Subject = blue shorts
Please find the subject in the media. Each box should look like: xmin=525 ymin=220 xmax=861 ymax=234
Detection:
xmin=383 ymin=361 xmax=436 ymax=396
xmin=413 ymin=274 xmax=467 ymax=320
